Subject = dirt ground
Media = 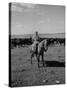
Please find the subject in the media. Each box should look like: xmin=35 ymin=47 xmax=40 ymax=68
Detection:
xmin=11 ymin=45 xmax=65 ymax=87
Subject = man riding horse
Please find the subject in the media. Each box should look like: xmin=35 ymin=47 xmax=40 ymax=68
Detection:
xmin=30 ymin=31 xmax=48 ymax=67
xmin=32 ymin=31 xmax=40 ymax=55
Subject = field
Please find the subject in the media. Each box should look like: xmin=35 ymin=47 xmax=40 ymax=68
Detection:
xmin=11 ymin=45 xmax=65 ymax=87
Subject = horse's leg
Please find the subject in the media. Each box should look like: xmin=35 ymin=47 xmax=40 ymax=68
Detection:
xmin=37 ymin=54 xmax=40 ymax=68
xmin=41 ymin=52 xmax=45 ymax=67
xmin=41 ymin=53 xmax=43 ymax=66
xmin=31 ymin=53 xmax=34 ymax=64
xmin=31 ymin=55 xmax=32 ymax=64
xmin=42 ymin=52 xmax=46 ymax=67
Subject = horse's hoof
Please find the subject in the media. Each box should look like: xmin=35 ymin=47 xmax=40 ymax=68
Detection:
xmin=43 ymin=64 xmax=46 ymax=67
xmin=31 ymin=62 xmax=33 ymax=64
xmin=31 ymin=61 xmax=32 ymax=64
xmin=38 ymin=66 xmax=40 ymax=68
xmin=38 ymin=64 xmax=40 ymax=68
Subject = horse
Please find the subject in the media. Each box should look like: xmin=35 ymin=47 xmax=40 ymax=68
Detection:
xmin=30 ymin=39 xmax=48 ymax=67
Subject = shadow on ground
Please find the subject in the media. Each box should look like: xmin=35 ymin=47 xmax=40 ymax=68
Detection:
xmin=45 ymin=61 xmax=65 ymax=67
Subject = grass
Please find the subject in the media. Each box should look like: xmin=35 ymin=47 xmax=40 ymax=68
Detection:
xmin=11 ymin=45 xmax=65 ymax=87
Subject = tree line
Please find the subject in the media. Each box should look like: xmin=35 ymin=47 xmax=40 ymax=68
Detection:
xmin=10 ymin=37 xmax=65 ymax=49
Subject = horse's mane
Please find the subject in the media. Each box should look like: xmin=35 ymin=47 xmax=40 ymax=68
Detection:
xmin=39 ymin=39 xmax=47 ymax=46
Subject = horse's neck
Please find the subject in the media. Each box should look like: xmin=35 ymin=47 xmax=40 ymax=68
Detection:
xmin=44 ymin=40 xmax=47 ymax=45
xmin=43 ymin=40 xmax=47 ymax=48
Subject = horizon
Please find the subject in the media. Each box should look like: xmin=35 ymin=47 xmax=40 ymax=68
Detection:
xmin=11 ymin=33 xmax=65 ymax=39
xmin=11 ymin=32 xmax=65 ymax=36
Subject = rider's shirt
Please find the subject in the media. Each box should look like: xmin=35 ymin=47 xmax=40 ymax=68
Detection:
xmin=31 ymin=34 xmax=40 ymax=52
xmin=32 ymin=34 xmax=40 ymax=43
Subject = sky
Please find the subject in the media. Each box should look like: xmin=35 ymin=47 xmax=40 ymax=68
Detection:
xmin=11 ymin=3 xmax=65 ymax=35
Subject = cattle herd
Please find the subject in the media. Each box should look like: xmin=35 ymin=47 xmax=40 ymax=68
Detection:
xmin=10 ymin=37 xmax=65 ymax=49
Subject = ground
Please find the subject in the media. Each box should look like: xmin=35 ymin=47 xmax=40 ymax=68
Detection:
xmin=11 ymin=45 xmax=65 ymax=87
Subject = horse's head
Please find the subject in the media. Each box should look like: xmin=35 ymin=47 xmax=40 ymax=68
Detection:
xmin=42 ymin=39 xmax=48 ymax=52
xmin=43 ymin=39 xmax=47 ymax=45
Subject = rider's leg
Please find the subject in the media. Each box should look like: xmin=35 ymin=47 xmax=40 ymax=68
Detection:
xmin=31 ymin=53 xmax=34 ymax=64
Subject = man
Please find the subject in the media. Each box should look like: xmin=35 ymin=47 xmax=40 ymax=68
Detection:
xmin=32 ymin=31 xmax=40 ymax=43
xmin=31 ymin=31 xmax=40 ymax=53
